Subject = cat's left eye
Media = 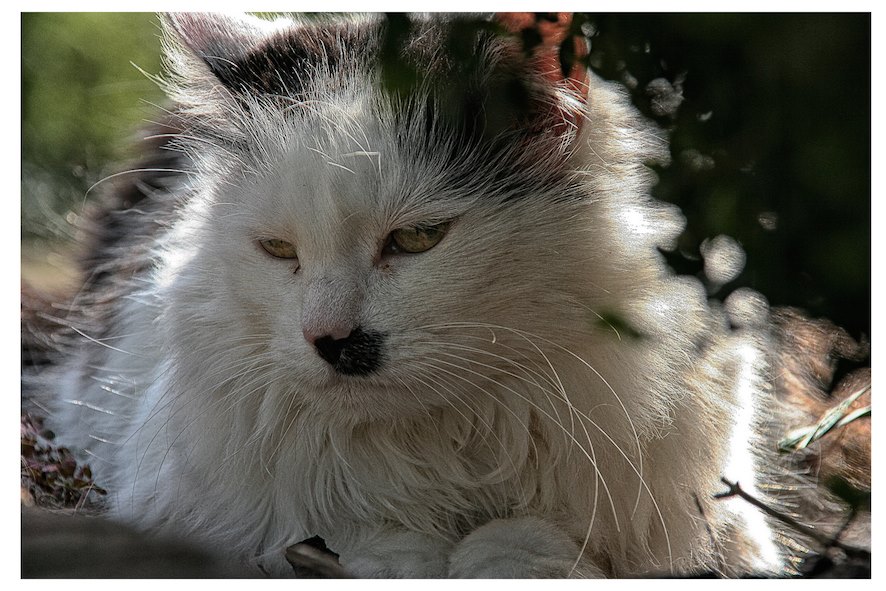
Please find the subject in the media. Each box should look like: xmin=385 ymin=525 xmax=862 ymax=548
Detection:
xmin=385 ymin=223 xmax=449 ymax=255
xmin=259 ymin=238 xmax=298 ymax=259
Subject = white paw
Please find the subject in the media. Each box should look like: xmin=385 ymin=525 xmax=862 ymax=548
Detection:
xmin=448 ymin=517 xmax=604 ymax=578
xmin=338 ymin=529 xmax=452 ymax=578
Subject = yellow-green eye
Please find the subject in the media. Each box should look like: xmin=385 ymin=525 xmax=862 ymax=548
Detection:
xmin=387 ymin=223 xmax=449 ymax=254
xmin=259 ymin=238 xmax=298 ymax=259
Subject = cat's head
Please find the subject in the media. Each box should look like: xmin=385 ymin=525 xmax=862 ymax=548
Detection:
xmin=156 ymin=13 xmax=680 ymax=424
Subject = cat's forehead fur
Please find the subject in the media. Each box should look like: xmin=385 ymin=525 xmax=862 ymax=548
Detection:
xmin=163 ymin=13 xmax=580 ymax=210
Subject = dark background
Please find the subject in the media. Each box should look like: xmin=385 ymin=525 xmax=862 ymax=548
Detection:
xmin=587 ymin=13 xmax=870 ymax=340
xmin=21 ymin=13 xmax=871 ymax=339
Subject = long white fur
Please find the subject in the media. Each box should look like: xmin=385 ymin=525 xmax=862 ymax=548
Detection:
xmin=47 ymin=13 xmax=785 ymax=577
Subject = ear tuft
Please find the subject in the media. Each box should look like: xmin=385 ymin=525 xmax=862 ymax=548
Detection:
xmin=161 ymin=13 xmax=292 ymax=86
xmin=495 ymin=13 xmax=588 ymax=88
xmin=495 ymin=12 xmax=589 ymax=136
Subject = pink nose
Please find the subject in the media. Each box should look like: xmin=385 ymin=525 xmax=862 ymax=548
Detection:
xmin=302 ymin=325 xmax=353 ymax=345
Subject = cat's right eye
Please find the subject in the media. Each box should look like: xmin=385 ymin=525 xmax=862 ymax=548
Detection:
xmin=259 ymin=238 xmax=299 ymax=260
xmin=384 ymin=222 xmax=450 ymax=255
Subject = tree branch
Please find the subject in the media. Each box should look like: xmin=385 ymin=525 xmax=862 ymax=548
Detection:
xmin=714 ymin=478 xmax=870 ymax=560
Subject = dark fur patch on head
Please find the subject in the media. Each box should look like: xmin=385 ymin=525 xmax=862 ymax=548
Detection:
xmin=390 ymin=17 xmax=556 ymax=139
xmin=383 ymin=17 xmax=579 ymax=202
xmin=204 ymin=22 xmax=373 ymax=98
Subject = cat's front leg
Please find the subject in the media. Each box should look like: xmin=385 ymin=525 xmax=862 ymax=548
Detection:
xmin=448 ymin=517 xmax=605 ymax=578
xmin=336 ymin=527 xmax=453 ymax=578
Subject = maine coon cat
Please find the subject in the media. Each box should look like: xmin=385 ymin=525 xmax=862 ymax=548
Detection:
xmin=36 ymin=12 xmax=789 ymax=577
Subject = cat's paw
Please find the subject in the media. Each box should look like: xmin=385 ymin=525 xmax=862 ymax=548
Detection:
xmin=448 ymin=517 xmax=604 ymax=578
xmin=338 ymin=529 xmax=452 ymax=578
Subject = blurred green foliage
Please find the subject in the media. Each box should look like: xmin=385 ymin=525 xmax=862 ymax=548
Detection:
xmin=20 ymin=13 xmax=871 ymax=339
xmin=21 ymin=13 xmax=163 ymax=241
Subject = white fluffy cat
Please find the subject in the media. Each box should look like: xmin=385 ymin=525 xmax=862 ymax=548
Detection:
xmin=42 ymin=12 xmax=787 ymax=577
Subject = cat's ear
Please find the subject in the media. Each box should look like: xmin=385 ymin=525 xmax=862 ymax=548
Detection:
xmin=161 ymin=12 xmax=293 ymax=94
xmin=495 ymin=12 xmax=590 ymax=136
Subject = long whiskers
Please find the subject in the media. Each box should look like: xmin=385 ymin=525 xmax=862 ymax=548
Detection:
xmin=423 ymin=321 xmax=647 ymax=517
xmin=406 ymin=365 xmax=531 ymax=505
xmin=416 ymin=321 xmax=672 ymax=571
xmin=413 ymin=356 xmax=617 ymax=530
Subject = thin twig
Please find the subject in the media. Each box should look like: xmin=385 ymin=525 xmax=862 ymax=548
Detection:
xmin=714 ymin=478 xmax=870 ymax=560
